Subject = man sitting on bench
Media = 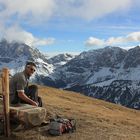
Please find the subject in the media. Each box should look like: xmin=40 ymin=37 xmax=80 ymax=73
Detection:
xmin=9 ymin=61 xmax=42 ymax=107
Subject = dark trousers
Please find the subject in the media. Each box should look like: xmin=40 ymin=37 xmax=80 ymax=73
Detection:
xmin=11 ymin=85 xmax=42 ymax=107
xmin=25 ymin=85 xmax=38 ymax=102
xmin=24 ymin=85 xmax=42 ymax=107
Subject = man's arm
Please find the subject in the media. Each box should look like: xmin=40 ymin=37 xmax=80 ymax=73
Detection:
xmin=18 ymin=91 xmax=38 ymax=106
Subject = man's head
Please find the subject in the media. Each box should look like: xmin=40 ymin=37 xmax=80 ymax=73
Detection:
xmin=25 ymin=61 xmax=36 ymax=77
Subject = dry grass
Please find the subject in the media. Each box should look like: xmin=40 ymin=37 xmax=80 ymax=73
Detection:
xmin=1 ymin=85 xmax=140 ymax=140
xmin=33 ymin=86 xmax=140 ymax=140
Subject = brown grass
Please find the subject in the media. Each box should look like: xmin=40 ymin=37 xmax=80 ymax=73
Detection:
xmin=36 ymin=86 xmax=140 ymax=140
xmin=1 ymin=85 xmax=140 ymax=140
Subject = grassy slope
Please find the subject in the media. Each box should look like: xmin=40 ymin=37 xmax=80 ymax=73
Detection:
xmin=39 ymin=86 xmax=140 ymax=140
xmin=1 ymin=85 xmax=140 ymax=140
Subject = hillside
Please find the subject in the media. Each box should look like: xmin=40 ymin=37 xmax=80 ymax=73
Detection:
xmin=3 ymin=85 xmax=139 ymax=140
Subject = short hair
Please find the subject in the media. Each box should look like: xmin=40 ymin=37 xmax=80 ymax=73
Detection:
xmin=26 ymin=61 xmax=36 ymax=68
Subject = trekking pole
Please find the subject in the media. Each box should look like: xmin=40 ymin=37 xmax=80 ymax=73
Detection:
xmin=2 ymin=68 xmax=10 ymax=137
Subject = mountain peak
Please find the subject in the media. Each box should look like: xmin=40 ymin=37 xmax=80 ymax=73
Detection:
xmin=48 ymin=53 xmax=75 ymax=67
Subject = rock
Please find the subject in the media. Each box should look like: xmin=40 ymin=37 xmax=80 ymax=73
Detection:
xmin=10 ymin=104 xmax=46 ymax=127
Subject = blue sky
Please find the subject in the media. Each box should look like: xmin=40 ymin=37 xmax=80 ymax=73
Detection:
xmin=0 ymin=0 xmax=140 ymax=56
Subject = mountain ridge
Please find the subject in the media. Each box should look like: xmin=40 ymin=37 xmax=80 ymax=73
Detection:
xmin=48 ymin=46 xmax=140 ymax=109
xmin=0 ymin=39 xmax=140 ymax=109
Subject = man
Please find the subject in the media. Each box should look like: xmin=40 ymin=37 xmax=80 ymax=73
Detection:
xmin=10 ymin=61 xmax=42 ymax=107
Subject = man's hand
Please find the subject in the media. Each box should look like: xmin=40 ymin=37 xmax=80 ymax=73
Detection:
xmin=18 ymin=92 xmax=38 ymax=106
xmin=31 ymin=101 xmax=38 ymax=106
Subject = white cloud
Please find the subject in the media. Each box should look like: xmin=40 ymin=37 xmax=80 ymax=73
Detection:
xmin=126 ymin=32 xmax=140 ymax=42
xmin=0 ymin=0 xmax=131 ymax=23
xmin=85 ymin=31 xmax=140 ymax=47
xmin=56 ymin=0 xmax=131 ymax=20
xmin=0 ymin=0 xmax=133 ymax=47
xmin=1 ymin=25 xmax=55 ymax=47
xmin=0 ymin=0 xmax=56 ymax=46
xmin=85 ymin=37 xmax=104 ymax=46
xmin=34 ymin=38 xmax=55 ymax=46
xmin=107 ymin=32 xmax=140 ymax=45
xmin=0 ymin=0 xmax=55 ymax=22
xmin=106 ymin=37 xmax=125 ymax=45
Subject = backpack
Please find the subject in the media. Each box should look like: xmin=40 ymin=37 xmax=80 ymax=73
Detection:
xmin=48 ymin=118 xmax=76 ymax=136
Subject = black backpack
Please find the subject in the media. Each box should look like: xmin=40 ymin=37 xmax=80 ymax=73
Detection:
xmin=48 ymin=118 xmax=76 ymax=136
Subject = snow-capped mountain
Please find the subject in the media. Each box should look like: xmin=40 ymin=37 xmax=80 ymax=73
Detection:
xmin=35 ymin=53 xmax=76 ymax=86
xmin=50 ymin=46 xmax=140 ymax=87
xmin=48 ymin=53 xmax=75 ymax=68
xmin=0 ymin=39 xmax=75 ymax=84
xmin=0 ymin=39 xmax=53 ymax=77
xmin=50 ymin=46 xmax=128 ymax=87
xmin=0 ymin=39 xmax=140 ymax=109
xmin=48 ymin=46 xmax=140 ymax=109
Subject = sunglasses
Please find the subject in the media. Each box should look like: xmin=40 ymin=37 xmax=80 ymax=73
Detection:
xmin=30 ymin=68 xmax=36 ymax=72
xmin=27 ymin=67 xmax=36 ymax=72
